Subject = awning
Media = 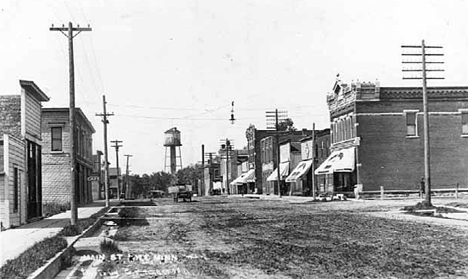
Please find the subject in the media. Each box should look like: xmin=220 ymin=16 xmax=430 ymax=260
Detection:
xmin=267 ymin=162 xmax=290 ymax=182
xmin=285 ymin=160 xmax=313 ymax=182
xmin=230 ymin=169 xmax=255 ymax=185
xmin=315 ymin=147 xmax=355 ymax=175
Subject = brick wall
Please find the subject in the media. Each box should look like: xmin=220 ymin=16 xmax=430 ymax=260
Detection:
xmin=42 ymin=153 xmax=71 ymax=204
xmin=41 ymin=109 xmax=94 ymax=204
xmin=357 ymin=99 xmax=468 ymax=192
xmin=0 ymin=96 xmax=21 ymax=138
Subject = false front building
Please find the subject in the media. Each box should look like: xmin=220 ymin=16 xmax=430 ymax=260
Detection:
xmin=316 ymin=80 xmax=468 ymax=195
xmin=0 ymin=80 xmax=49 ymax=228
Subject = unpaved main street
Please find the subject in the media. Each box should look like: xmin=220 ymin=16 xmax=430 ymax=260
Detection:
xmin=102 ymin=196 xmax=468 ymax=279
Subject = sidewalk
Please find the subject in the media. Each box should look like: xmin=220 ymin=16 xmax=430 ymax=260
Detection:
xmin=0 ymin=200 xmax=113 ymax=267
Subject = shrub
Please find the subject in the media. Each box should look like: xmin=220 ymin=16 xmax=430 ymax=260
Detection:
xmin=403 ymin=200 xmax=435 ymax=212
xmin=59 ymin=224 xmax=82 ymax=236
xmin=58 ymin=206 xmax=110 ymax=236
xmin=43 ymin=202 xmax=70 ymax=218
xmin=0 ymin=235 xmax=68 ymax=279
xmin=118 ymin=207 xmax=139 ymax=218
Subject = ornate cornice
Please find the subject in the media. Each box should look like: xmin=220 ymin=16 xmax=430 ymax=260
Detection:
xmin=380 ymin=87 xmax=468 ymax=100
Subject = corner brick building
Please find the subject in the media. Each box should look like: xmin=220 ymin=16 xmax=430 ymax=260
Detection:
xmin=0 ymin=80 xmax=49 ymax=228
xmin=41 ymin=108 xmax=95 ymax=205
xmin=317 ymin=80 xmax=468 ymax=195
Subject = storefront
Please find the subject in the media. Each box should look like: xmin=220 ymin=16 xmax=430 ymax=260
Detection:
xmin=230 ymin=169 xmax=255 ymax=194
xmin=315 ymin=147 xmax=356 ymax=195
xmin=285 ymin=160 xmax=314 ymax=195
xmin=266 ymin=162 xmax=290 ymax=195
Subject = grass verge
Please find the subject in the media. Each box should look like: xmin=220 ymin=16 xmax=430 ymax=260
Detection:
xmin=43 ymin=202 xmax=70 ymax=218
xmin=59 ymin=206 xmax=110 ymax=236
xmin=0 ymin=235 xmax=68 ymax=279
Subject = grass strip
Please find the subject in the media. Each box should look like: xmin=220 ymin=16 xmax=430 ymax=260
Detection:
xmin=0 ymin=235 xmax=68 ymax=279
xmin=59 ymin=206 xmax=110 ymax=236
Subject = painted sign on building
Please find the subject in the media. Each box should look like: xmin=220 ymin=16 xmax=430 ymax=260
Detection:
xmin=301 ymin=138 xmax=313 ymax=160
xmin=280 ymin=143 xmax=290 ymax=163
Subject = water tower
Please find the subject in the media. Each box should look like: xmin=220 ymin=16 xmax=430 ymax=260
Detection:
xmin=164 ymin=127 xmax=183 ymax=174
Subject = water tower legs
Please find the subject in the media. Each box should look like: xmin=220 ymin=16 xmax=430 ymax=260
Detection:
xmin=164 ymin=146 xmax=183 ymax=174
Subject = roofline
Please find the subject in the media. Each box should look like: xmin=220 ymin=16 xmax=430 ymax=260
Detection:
xmin=380 ymin=86 xmax=468 ymax=90
xmin=42 ymin=107 xmax=96 ymax=133
xmin=19 ymin=80 xmax=50 ymax=102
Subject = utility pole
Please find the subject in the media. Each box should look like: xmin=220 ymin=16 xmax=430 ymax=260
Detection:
xmin=220 ymin=139 xmax=233 ymax=195
xmin=201 ymin=144 xmax=205 ymax=196
xmin=312 ymin=122 xmax=316 ymax=200
xmin=124 ymin=154 xmax=133 ymax=199
xmin=402 ymin=40 xmax=444 ymax=206
xmin=111 ymin=140 xmax=123 ymax=198
xmin=50 ymin=22 xmax=92 ymax=225
xmin=226 ymin=139 xmax=230 ymax=195
xmin=266 ymin=109 xmax=288 ymax=197
xmin=96 ymin=96 xmax=113 ymax=207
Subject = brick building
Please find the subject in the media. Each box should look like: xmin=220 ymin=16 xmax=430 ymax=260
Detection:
xmin=316 ymin=80 xmax=468 ymax=195
xmin=0 ymin=80 xmax=49 ymax=228
xmin=245 ymin=124 xmax=313 ymax=195
xmin=41 ymin=108 xmax=95 ymax=205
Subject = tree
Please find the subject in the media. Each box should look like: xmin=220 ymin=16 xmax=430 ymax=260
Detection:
xmin=175 ymin=164 xmax=203 ymax=192
xmin=277 ymin=118 xmax=296 ymax=131
xmin=127 ymin=171 xmax=175 ymax=198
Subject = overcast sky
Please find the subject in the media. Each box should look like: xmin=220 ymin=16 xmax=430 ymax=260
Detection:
xmin=1 ymin=0 xmax=468 ymax=175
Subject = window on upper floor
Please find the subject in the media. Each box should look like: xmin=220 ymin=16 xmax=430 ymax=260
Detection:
xmin=462 ymin=112 xmax=468 ymax=136
xmin=51 ymin=127 xmax=63 ymax=151
xmin=406 ymin=111 xmax=417 ymax=137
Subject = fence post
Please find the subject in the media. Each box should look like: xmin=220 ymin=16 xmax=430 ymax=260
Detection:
xmin=380 ymin=186 xmax=384 ymax=200
xmin=456 ymin=183 xmax=459 ymax=199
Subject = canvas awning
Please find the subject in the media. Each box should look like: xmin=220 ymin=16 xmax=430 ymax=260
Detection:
xmin=230 ymin=169 xmax=255 ymax=185
xmin=266 ymin=162 xmax=290 ymax=181
xmin=315 ymin=147 xmax=355 ymax=175
xmin=285 ymin=160 xmax=313 ymax=182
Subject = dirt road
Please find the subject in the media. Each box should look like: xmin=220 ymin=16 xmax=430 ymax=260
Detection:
xmin=99 ymin=196 xmax=468 ymax=279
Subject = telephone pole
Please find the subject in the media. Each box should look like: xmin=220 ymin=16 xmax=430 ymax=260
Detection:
xmin=124 ymin=154 xmax=133 ymax=199
xmin=50 ymin=22 xmax=92 ymax=225
xmin=266 ymin=109 xmax=288 ymax=197
xmin=111 ymin=140 xmax=123 ymax=198
xmin=220 ymin=139 xmax=233 ymax=195
xmin=201 ymin=144 xmax=205 ymax=196
xmin=402 ymin=40 xmax=444 ymax=206
xmin=96 ymin=96 xmax=113 ymax=207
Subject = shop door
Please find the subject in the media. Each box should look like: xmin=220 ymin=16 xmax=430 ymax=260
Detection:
xmin=27 ymin=141 xmax=42 ymax=220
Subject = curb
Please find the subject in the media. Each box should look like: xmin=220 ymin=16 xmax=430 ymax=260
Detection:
xmin=27 ymin=207 xmax=113 ymax=279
